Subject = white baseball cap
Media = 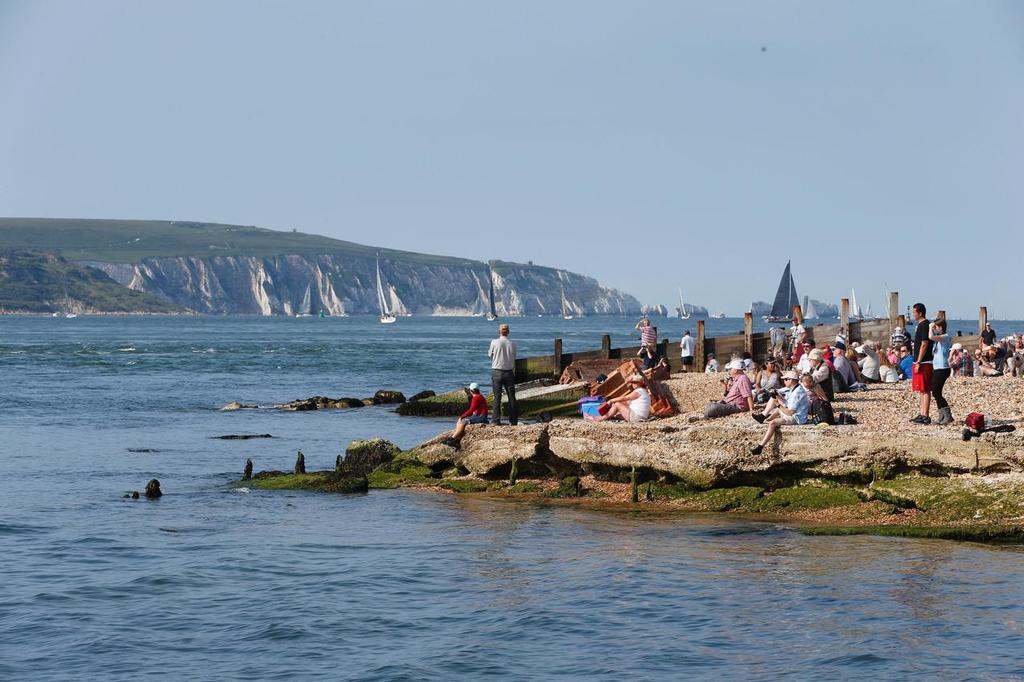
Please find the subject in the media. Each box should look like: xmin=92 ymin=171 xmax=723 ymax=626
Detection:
xmin=468 ymin=382 xmax=479 ymax=391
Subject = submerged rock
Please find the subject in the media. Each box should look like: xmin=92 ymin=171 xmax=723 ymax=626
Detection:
xmin=212 ymin=434 xmax=273 ymax=440
xmin=221 ymin=401 xmax=258 ymax=410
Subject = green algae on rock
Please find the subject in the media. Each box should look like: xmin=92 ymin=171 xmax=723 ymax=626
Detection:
xmin=799 ymin=525 xmax=1024 ymax=543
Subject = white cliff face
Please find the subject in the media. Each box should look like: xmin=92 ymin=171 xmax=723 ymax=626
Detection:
xmin=88 ymin=255 xmax=642 ymax=316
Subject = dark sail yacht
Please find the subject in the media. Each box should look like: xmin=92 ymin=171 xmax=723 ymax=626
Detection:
xmin=764 ymin=261 xmax=799 ymax=323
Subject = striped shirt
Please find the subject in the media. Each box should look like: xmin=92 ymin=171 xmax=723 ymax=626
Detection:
xmin=640 ymin=326 xmax=657 ymax=346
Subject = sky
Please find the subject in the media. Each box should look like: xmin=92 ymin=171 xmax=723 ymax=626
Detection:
xmin=1 ymin=0 xmax=1022 ymax=318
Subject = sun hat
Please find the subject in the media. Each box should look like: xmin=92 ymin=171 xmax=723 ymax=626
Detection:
xmin=782 ymin=370 xmax=799 ymax=380
xmin=468 ymin=382 xmax=479 ymax=391
xmin=725 ymin=360 xmax=744 ymax=371
xmin=628 ymin=373 xmax=647 ymax=384
xmin=808 ymin=348 xmax=825 ymax=361
xmin=951 ymin=343 xmax=963 ymax=351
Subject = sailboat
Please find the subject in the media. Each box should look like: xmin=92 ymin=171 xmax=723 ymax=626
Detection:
xmin=803 ymin=296 xmax=818 ymax=321
xmin=764 ymin=261 xmax=799 ymax=322
xmin=376 ymin=255 xmax=397 ymax=324
xmin=560 ymin=284 xmax=574 ymax=320
xmin=849 ymin=289 xmax=863 ymax=321
xmin=677 ymin=288 xmax=690 ymax=319
xmin=710 ymin=311 xmax=726 ymax=319
xmin=295 ymin=284 xmax=313 ymax=317
xmin=486 ymin=267 xmax=497 ymax=321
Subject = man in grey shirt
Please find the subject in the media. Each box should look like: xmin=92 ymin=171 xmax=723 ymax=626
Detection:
xmin=488 ymin=324 xmax=518 ymax=425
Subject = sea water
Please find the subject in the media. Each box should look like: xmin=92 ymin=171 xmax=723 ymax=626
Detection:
xmin=2 ymin=315 xmax=1023 ymax=680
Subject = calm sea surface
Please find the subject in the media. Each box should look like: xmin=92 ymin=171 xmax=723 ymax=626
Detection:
xmin=2 ymin=315 xmax=1024 ymax=680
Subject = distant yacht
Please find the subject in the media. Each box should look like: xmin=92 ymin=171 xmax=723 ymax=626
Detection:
xmin=65 ymin=313 xmax=78 ymax=319
xmin=376 ymin=255 xmax=397 ymax=324
xmin=710 ymin=312 xmax=726 ymax=319
xmin=764 ymin=261 xmax=799 ymax=323
xmin=677 ymin=288 xmax=691 ymax=319
xmin=560 ymin=283 xmax=574 ymax=320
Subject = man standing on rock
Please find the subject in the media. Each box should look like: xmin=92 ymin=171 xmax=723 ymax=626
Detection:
xmin=489 ymin=324 xmax=518 ymax=426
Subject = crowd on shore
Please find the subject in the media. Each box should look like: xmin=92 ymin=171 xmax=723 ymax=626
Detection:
xmin=444 ymin=314 xmax=1021 ymax=449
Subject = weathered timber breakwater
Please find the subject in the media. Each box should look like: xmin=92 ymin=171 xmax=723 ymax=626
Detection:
xmin=239 ymin=372 xmax=1024 ymax=541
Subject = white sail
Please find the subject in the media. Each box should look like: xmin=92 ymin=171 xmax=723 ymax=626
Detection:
xmin=804 ymin=298 xmax=818 ymax=320
xmin=850 ymin=289 xmax=862 ymax=320
xmin=296 ymin=283 xmax=312 ymax=316
xmin=678 ymin=288 xmax=690 ymax=319
xmin=377 ymin=256 xmax=396 ymax=324
xmin=561 ymin=283 xmax=573 ymax=320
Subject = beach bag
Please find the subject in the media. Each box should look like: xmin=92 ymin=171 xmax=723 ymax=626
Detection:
xmin=965 ymin=412 xmax=985 ymax=432
xmin=832 ymin=367 xmax=849 ymax=394
xmin=810 ymin=398 xmax=835 ymax=426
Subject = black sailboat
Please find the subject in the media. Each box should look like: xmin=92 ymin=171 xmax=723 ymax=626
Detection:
xmin=764 ymin=261 xmax=799 ymax=322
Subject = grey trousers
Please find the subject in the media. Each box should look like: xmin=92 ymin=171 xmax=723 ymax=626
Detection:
xmin=491 ymin=369 xmax=518 ymax=425
xmin=704 ymin=401 xmax=742 ymax=419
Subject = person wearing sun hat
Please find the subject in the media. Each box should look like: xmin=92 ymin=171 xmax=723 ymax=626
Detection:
xmin=445 ymin=382 xmax=489 ymax=444
xmin=585 ymin=374 xmax=651 ymax=423
xmin=805 ymin=347 xmax=834 ymax=401
xmin=704 ymin=359 xmax=754 ymax=418
xmin=749 ymin=370 xmax=810 ymax=454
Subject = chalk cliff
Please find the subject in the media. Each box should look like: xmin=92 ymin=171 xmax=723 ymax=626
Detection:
xmin=89 ymin=255 xmax=641 ymax=316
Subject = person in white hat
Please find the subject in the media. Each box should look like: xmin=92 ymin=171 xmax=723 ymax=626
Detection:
xmin=855 ymin=342 xmax=881 ymax=383
xmin=704 ymin=360 xmax=754 ymax=418
xmin=750 ymin=371 xmax=811 ymax=454
xmin=446 ymin=382 xmax=489 ymax=444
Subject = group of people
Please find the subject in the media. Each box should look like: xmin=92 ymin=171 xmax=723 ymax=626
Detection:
xmin=447 ymin=311 xmax=1020 ymax=446
xmin=699 ymin=303 xmax=1021 ymax=450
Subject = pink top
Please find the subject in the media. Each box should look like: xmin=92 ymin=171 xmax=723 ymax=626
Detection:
xmin=724 ymin=374 xmax=754 ymax=411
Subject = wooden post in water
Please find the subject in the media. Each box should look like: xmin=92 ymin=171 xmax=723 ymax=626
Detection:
xmin=888 ymin=292 xmax=899 ymax=329
xmin=696 ymin=320 xmax=706 ymax=372
xmin=553 ymin=338 xmax=563 ymax=377
xmin=897 ymin=314 xmax=906 ymax=332
xmin=601 ymin=334 xmax=612 ymax=359
xmin=979 ymin=307 xmax=988 ymax=335
xmin=840 ymin=298 xmax=850 ymax=340
xmin=743 ymin=312 xmax=753 ymax=356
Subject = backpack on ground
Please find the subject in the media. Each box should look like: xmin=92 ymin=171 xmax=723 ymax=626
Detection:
xmin=810 ymin=398 xmax=836 ymax=426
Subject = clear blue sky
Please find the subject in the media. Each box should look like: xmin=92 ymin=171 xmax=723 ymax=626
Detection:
xmin=1 ymin=1 xmax=1021 ymax=318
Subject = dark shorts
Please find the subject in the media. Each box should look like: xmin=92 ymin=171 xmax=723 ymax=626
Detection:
xmin=681 ymin=356 xmax=694 ymax=366
xmin=911 ymin=363 xmax=933 ymax=393
xmin=463 ymin=414 xmax=488 ymax=425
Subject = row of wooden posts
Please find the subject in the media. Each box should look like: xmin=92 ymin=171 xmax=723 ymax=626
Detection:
xmin=515 ymin=292 xmax=991 ymax=380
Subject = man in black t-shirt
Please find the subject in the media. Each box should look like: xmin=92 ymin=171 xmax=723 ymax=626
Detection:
xmin=910 ymin=302 xmax=934 ymax=424
xmin=982 ymin=323 xmax=996 ymax=347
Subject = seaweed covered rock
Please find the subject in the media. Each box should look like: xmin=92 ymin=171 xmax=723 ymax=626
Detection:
xmin=144 ymin=479 xmax=163 ymax=498
xmin=372 ymin=390 xmax=406 ymax=405
xmin=344 ymin=438 xmax=401 ymax=476
xmin=408 ymin=390 xmax=436 ymax=403
xmin=396 ymin=389 xmax=470 ymax=417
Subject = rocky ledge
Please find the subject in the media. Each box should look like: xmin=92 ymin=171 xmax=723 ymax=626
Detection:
xmin=234 ymin=373 xmax=1024 ymax=542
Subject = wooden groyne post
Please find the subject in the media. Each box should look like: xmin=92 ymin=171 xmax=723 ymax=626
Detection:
xmin=840 ymin=298 xmax=850 ymax=339
xmin=888 ymin=292 xmax=899 ymax=329
xmin=979 ymin=307 xmax=988 ymax=335
xmin=696 ymin=320 xmax=706 ymax=372
xmin=743 ymin=312 xmax=753 ymax=356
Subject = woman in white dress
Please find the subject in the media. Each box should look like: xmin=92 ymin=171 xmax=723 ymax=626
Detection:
xmin=587 ymin=375 xmax=651 ymax=423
